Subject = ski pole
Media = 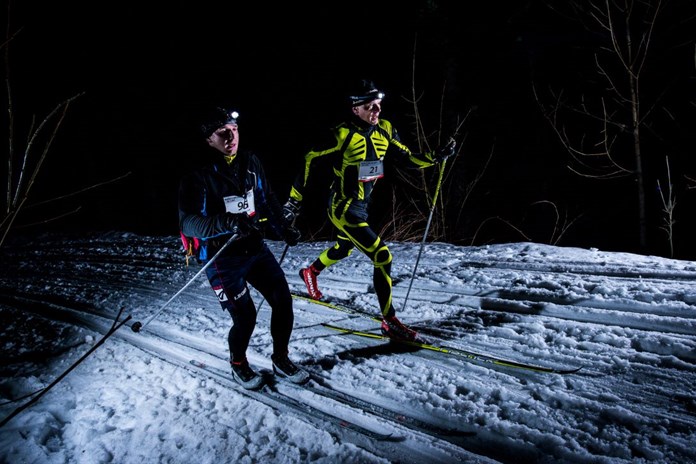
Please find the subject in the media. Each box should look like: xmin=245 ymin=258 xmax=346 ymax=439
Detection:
xmin=278 ymin=241 xmax=290 ymax=265
xmin=131 ymin=233 xmax=239 ymax=333
xmin=402 ymin=158 xmax=447 ymax=312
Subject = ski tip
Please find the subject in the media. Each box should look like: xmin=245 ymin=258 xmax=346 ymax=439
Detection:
xmin=336 ymin=421 xmax=402 ymax=441
xmin=376 ymin=432 xmax=405 ymax=442
xmin=442 ymin=429 xmax=478 ymax=437
xmin=556 ymin=366 xmax=583 ymax=375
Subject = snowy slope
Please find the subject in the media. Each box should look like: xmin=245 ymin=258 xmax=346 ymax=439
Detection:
xmin=1 ymin=232 xmax=695 ymax=463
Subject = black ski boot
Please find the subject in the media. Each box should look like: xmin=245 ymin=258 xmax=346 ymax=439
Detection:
xmin=231 ymin=359 xmax=264 ymax=390
xmin=272 ymin=353 xmax=310 ymax=385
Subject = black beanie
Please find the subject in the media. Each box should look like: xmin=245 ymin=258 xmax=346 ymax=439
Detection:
xmin=199 ymin=107 xmax=239 ymax=138
xmin=348 ymin=79 xmax=385 ymax=107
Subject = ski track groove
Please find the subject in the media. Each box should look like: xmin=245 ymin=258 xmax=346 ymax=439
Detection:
xmin=3 ymin=234 xmax=696 ymax=463
xmin=284 ymin=272 xmax=696 ymax=335
xmin=1 ymin=292 xmax=486 ymax=463
xmin=4 ymin=237 xmax=695 ymax=363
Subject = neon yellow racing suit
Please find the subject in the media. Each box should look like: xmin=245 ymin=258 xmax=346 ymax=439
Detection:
xmin=289 ymin=117 xmax=438 ymax=317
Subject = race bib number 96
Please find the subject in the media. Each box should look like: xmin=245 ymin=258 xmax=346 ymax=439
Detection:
xmin=224 ymin=189 xmax=256 ymax=216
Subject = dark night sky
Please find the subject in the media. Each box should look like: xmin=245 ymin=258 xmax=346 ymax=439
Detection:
xmin=5 ymin=1 xmax=696 ymax=259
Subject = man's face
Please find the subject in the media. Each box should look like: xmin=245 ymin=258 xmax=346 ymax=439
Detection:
xmin=207 ymin=123 xmax=239 ymax=155
xmin=352 ymin=99 xmax=382 ymax=126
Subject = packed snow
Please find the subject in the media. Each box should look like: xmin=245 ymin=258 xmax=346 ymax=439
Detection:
xmin=1 ymin=232 xmax=695 ymax=463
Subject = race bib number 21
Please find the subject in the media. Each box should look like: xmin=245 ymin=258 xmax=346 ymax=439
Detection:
xmin=358 ymin=160 xmax=384 ymax=182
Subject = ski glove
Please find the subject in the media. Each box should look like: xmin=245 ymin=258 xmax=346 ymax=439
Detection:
xmin=224 ymin=213 xmax=255 ymax=237
xmin=283 ymin=198 xmax=301 ymax=224
xmin=433 ymin=137 xmax=457 ymax=163
xmin=283 ymin=225 xmax=301 ymax=247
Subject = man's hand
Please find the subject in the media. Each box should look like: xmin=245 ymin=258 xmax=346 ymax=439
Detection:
xmin=283 ymin=225 xmax=301 ymax=246
xmin=225 ymin=213 xmax=254 ymax=236
xmin=433 ymin=137 xmax=457 ymax=163
xmin=283 ymin=198 xmax=301 ymax=224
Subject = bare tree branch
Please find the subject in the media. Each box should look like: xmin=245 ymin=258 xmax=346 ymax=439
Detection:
xmin=26 ymin=172 xmax=132 ymax=209
xmin=536 ymin=0 xmax=670 ymax=252
xmin=13 ymin=207 xmax=82 ymax=229
xmin=12 ymin=92 xmax=85 ymax=207
xmin=657 ymin=156 xmax=676 ymax=257
xmin=2 ymin=10 xmax=130 ymax=247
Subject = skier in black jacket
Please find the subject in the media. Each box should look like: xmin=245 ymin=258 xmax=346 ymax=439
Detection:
xmin=178 ymin=106 xmax=307 ymax=389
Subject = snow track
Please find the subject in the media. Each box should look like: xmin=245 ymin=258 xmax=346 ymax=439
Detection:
xmin=2 ymin=233 xmax=695 ymax=463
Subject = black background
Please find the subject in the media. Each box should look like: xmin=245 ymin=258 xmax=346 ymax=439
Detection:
xmin=4 ymin=0 xmax=696 ymax=258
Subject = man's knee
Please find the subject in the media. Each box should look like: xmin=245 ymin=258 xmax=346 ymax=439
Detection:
xmin=326 ymin=242 xmax=353 ymax=261
xmin=219 ymin=286 xmax=252 ymax=315
xmin=374 ymin=246 xmax=392 ymax=268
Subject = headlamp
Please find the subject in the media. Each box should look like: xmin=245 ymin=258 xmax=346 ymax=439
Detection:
xmin=224 ymin=110 xmax=240 ymax=125
xmin=349 ymin=89 xmax=385 ymax=107
xmin=201 ymin=108 xmax=240 ymax=137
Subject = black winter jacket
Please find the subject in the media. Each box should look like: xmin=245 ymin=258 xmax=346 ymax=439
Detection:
xmin=178 ymin=150 xmax=287 ymax=262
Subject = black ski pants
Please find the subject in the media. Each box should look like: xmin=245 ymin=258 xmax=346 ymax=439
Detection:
xmin=205 ymin=243 xmax=294 ymax=363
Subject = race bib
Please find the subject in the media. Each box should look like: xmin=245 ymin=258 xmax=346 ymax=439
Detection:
xmin=224 ymin=189 xmax=256 ymax=216
xmin=358 ymin=159 xmax=384 ymax=182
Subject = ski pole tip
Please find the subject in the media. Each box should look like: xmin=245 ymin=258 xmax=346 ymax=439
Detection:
xmin=131 ymin=321 xmax=142 ymax=333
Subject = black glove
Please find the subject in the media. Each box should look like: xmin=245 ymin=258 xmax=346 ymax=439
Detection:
xmin=433 ymin=137 xmax=457 ymax=163
xmin=283 ymin=198 xmax=301 ymax=224
xmin=224 ymin=213 xmax=254 ymax=237
xmin=283 ymin=225 xmax=301 ymax=246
